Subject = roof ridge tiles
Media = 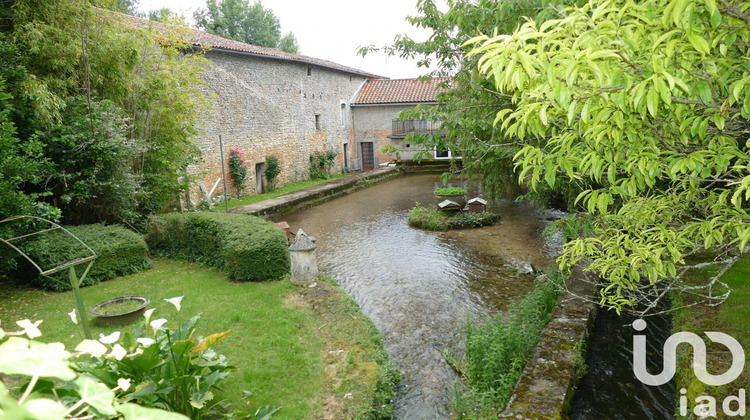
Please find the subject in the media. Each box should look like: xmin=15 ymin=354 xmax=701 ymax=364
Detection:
xmin=101 ymin=8 xmax=385 ymax=79
xmin=352 ymin=77 xmax=451 ymax=105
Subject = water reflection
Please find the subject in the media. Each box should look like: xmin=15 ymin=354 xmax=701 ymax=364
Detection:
xmin=278 ymin=174 xmax=554 ymax=419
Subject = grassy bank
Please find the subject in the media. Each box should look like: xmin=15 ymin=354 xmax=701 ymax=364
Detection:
xmin=450 ymin=270 xmax=562 ymax=418
xmin=290 ymin=276 xmax=399 ymax=418
xmin=672 ymin=254 xmax=750 ymax=418
xmin=0 ymin=259 xmax=396 ymax=419
xmin=222 ymin=175 xmax=346 ymax=210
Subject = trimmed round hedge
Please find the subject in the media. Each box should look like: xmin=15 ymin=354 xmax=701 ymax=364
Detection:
xmin=145 ymin=212 xmax=290 ymax=281
xmin=16 ymin=224 xmax=151 ymax=291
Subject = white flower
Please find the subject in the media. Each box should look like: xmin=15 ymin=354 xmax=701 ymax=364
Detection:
xmin=150 ymin=318 xmax=168 ymax=333
xmin=75 ymin=340 xmax=107 ymax=357
xmin=136 ymin=337 xmax=156 ymax=347
xmin=164 ymin=296 xmax=184 ymax=312
xmin=130 ymin=348 xmax=144 ymax=356
xmin=98 ymin=331 xmax=121 ymax=344
xmin=117 ymin=378 xmax=131 ymax=392
xmin=109 ymin=344 xmax=127 ymax=360
xmin=143 ymin=308 xmax=155 ymax=324
xmin=16 ymin=319 xmax=43 ymax=339
xmin=67 ymin=309 xmax=78 ymax=325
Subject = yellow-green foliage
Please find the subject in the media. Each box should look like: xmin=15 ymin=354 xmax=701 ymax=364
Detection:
xmin=469 ymin=0 xmax=750 ymax=312
xmin=145 ymin=212 xmax=289 ymax=281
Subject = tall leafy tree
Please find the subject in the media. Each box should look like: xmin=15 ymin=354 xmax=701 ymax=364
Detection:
xmin=278 ymin=31 xmax=299 ymax=55
xmin=469 ymin=0 xmax=750 ymax=313
xmin=360 ymin=0 xmax=580 ymax=198
xmin=147 ymin=8 xmax=185 ymax=24
xmin=33 ymin=97 xmax=142 ymax=224
xmin=1 ymin=0 xmax=209 ymax=226
xmin=0 ymin=74 xmax=60 ymax=271
xmin=194 ymin=0 xmax=300 ymax=53
xmin=114 ymin=0 xmax=138 ymax=14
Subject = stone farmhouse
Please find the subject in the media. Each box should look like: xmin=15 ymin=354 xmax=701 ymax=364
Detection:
xmin=128 ymin=14 xmax=446 ymax=197
xmin=351 ymin=78 xmax=450 ymax=164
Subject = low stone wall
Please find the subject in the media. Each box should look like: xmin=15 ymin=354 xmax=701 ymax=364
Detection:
xmin=502 ymin=268 xmax=596 ymax=419
xmin=232 ymin=167 xmax=401 ymax=218
xmin=400 ymin=160 xmax=453 ymax=173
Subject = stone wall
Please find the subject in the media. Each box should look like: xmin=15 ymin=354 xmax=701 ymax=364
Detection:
xmin=351 ymin=104 xmax=430 ymax=164
xmin=501 ymin=268 xmax=596 ymax=419
xmin=189 ymin=50 xmax=370 ymax=198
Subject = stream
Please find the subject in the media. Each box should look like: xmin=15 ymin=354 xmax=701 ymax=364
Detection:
xmin=569 ymin=306 xmax=677 ymax=419
xmin=277 ymin=174 xmax=560 ymax=419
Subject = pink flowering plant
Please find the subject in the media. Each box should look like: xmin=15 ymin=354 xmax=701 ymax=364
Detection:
xmin=228 ymin=148 xmax=248 ymax=195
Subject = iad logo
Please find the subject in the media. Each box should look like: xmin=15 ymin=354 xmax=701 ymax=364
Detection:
xmin=632 ymin=319 xmax=745 ymax=386
xmin=632 ymin=319 xmax=747 ymax=417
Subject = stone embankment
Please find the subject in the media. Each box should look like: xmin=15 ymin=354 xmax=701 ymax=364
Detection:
xmin=502 ymin=268 xmax=596 ymax=419
xmin=232 ymin=166 xmax=400 ymax=218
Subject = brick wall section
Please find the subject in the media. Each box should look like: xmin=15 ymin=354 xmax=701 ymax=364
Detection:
xmin=351 ymin=104 xmax=427 ymax=164
xmin=190 ymin=50 xmax=369 ymax=198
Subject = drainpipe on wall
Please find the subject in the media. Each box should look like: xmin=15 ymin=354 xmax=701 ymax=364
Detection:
xmin=219 ymin=135 xmax=229 ymax=213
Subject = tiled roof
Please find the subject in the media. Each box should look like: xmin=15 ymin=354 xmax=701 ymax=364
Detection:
xmin=110 ymin=10 xmax=384 ymax=79
xmin=352 ymin=77 xmax=450 ymax=105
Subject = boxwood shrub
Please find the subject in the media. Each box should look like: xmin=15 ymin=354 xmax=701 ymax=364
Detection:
xmin=145 ymin=212 xmax=290 ymax=281
xmin=16 ymin=224 xmax=151 ymax=291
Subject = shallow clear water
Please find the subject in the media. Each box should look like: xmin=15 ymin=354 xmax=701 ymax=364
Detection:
xmin=277 ymin=174 xmax=557 ymax=419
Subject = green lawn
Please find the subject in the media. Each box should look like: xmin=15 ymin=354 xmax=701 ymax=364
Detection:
xmin=673 ymin=254 xmax=750 ymax=413
xmin=0 ymin=259 xmax=395 ymax=419
xmin=716 ymin=255 xmax=750 ymax=353
xmin=221 ymin=175 xmax=346 ymax=210
xmin=714 ymin=255 xmax=750 ymax=398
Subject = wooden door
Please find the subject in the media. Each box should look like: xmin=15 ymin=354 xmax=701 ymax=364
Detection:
xmin=255 ymin=163 xmax=264 ymax=194
xmin=361 ymin=142 xmax=374 ymax=170
xmin=343 ymin=143 xmax=349 ymax=171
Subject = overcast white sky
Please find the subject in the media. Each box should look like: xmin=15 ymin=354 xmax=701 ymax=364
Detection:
xmin=135 ymin=0 xmax=438 ymax=78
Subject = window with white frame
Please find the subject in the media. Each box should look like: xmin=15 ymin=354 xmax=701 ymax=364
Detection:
xmin=434 ymin=146 xmax=459 ymax=160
